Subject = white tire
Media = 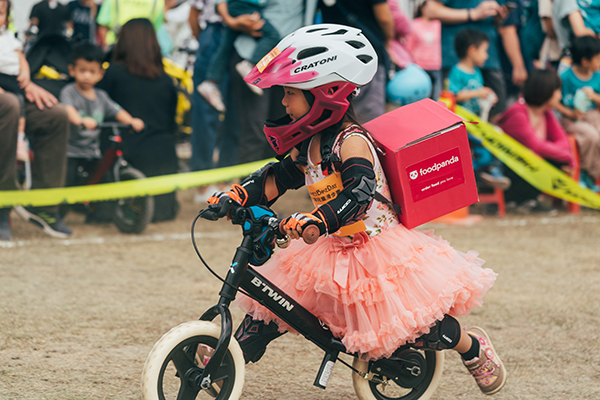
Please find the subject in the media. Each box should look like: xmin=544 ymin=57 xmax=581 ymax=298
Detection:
xmin=141 ymin=321 xmax=245 ymax=400
xmin=352 ymin=351 xmax=444 ymax=400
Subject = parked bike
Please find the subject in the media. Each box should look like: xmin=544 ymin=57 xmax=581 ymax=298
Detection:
xmin=59 ymin=122 xmax=154 ymax=234
xmin=141 ymin=201 xmax=446 ymax=400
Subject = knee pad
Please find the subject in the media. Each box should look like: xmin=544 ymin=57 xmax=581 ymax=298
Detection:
xmin=234 ymin=315 xmax=285 ymax=363
xmin=412 ymin=315 xmax=461 ymax=351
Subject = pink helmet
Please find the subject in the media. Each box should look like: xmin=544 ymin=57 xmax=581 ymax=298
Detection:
xmin=244 ymin=24 xmax=378 ymax=155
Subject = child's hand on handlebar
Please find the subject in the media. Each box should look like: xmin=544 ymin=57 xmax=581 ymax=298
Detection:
xmin=81 ymin=117 xmax=98 ymax=130
xmin=282 ymin=212 xmax=326 ymax=240
xmin=207 ymin=184 xmax=249 ymax=207
xmin=131 ymin=118 xmax=145 ymax=132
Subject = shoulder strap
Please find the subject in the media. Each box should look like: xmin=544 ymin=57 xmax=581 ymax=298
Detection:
xmin=335 ymin=125 xmax=402 ymax=216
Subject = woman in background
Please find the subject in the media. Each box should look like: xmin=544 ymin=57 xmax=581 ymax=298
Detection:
xmin=98 ymin=18 xmax=179 ymax=222
xmin=498 ymin=69 xmax=575 ymax=211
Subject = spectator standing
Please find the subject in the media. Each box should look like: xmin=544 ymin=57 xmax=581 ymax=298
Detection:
xmin=319 ymin=0 xmax=394 ymax=123
xmin=226 ymin=0 xmax=317 ymax=164
xmin=406 ymin=1 xmax=442 ymax=100
xmin=447 ymin=28 xmax=511 ymax=189
xmin=498 ymin=69 xmax=576 ymax=210
xmin=0 ymin=0 xmax=71 ymax=240
xmin=497 ymin=0 xmax=529 ymax=104
xmin=197 ymin=0 xmax=280 ymax=113
xmin=552 ymin=0 xmax=596 ymax=52
xmin=386 ymin=0 xmax=413 ymax=70
xmin=555 ymin=36 xmax=600 ymax=187
xmin=187 ymin=0 xmax=240 ymax=202
xmin=538 ymin=0 xmax=562 ymax=68
xmin=97 ymin=18 xmax=180 ymax=221
xmin=29 ymin=0 xmax=73 ymax=37
xmin=68 ymin=0 xmax=97 ymax=42
xmin=425 ymin=0 xmax=514 ymax=120
xmin=96 ymin=0 xmax=171 ymax=54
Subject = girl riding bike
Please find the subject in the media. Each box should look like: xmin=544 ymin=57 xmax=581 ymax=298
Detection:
xmin=208 ymin=23 xmax=506 ymax=396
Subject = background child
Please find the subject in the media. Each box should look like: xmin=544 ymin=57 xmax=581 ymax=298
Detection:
xmin=556 ymin=35 xmax=600 ymax=189
xmin=208 ymin=24 xmax=506 ymax=396
xmin=406 ymin=1 xmax=442 ymax=100
xmin=196 ymin=0 xmax=279 ymax=113
xmin=0 ymin=0 xmax=31 ymax=163
xmin=59 ymin=42 xmax=144 ymax=187
xmin=448 ymin=28 xmax=511 ymax=191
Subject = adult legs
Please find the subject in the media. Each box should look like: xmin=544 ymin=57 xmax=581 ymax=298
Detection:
xmin=190 ymin=23 xmax=225 ymax=172
xmin=353 ymin=64 xmax=386 ymax=123
xmin=24 ymin=102 xmax=69 ymax=213
xmin=0 ymin=92 xmax=19 ymax=192
xmin=230 ymin=52 xmax=280 ymax=164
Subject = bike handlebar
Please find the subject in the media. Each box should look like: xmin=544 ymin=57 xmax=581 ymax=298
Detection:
xmin=278 ymin=220 xmax=319 ymax=245
xmin=200 ymin=202 xmax=319 ymax=245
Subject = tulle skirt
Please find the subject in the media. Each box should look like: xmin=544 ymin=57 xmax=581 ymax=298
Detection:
xmin=236 ymin=224 xmax=497 ymax=360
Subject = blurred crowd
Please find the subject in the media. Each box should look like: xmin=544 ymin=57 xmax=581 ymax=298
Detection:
xmin=1 ymin=0 xmax=599 ymax=241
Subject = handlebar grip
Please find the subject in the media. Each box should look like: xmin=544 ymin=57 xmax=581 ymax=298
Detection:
xmin=279 ymin=220 xmax=320 ymax=245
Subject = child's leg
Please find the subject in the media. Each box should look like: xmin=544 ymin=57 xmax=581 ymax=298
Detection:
xmin=204 ymin=28 xmax=238 ymax=84
xmin=234 ymin=314 xmax=285 ymax=364
xmin=247 ymin=18 xmax=280 ymax=65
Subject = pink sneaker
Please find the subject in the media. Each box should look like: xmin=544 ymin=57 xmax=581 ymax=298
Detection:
xmin=197 ymin=81 xmax=226 ymax=113
xmin=462 ymin=327 xmax=507 ymax=395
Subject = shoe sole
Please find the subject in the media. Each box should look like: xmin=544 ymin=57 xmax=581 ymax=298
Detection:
xmin=14 ymin=206 xmax=71 ymax=239
xmin=468 ymin=326 xmax=507 ymax=395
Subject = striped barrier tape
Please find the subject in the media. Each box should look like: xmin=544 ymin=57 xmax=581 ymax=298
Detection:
xmin=456 ymin=106 xmax=600 ymax=210
xmin=0 ymin=159 xmax=274 ymax=208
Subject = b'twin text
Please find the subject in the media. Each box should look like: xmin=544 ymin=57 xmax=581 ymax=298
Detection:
xmin=251 ymin=277 xmax=294 ymax=311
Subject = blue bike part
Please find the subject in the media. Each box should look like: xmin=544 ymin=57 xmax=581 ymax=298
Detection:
xmin=243 ymin=206 xmax=277 ymax=266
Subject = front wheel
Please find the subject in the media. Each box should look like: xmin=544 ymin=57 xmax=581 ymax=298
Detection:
xmin=352 ymin=350 xmax=444 ymax=400
xmin=141 ymin=321 xmax=245 ymax=400
xmin=111 ymin=167 xmax=154 ymax=234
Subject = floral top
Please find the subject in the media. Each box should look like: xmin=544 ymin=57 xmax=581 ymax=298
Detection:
xmin=304 ymin=125 xmax=399 ymax=237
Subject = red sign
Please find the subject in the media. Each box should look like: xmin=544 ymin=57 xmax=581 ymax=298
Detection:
xmin=407 ymin=147 xmax=465 ymax=202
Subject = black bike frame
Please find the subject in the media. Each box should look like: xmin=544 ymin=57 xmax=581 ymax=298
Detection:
xmin=198 ymin=232 xmax=345 ymax=390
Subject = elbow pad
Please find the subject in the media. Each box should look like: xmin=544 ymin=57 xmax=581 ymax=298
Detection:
xmin=315 ymin=157 xmax=376 ymax=234
xmin=240 ymin=157 xmax=305 ymax=207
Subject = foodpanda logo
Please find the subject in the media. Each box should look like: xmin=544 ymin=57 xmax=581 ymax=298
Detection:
xmin=411 ymin=155 xmax=460 ymax=179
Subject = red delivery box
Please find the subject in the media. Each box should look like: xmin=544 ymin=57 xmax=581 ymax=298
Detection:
xmin=364 ymin=98 xmax=478 ymax=228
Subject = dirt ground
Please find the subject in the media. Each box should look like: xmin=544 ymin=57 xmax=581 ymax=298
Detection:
xmin=1 ymin=188 xmax=599 ymax=400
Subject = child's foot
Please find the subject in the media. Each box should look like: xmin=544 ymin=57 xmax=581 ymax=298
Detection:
xmin=236 ymin=60 xmax=263 ymax=96
xmin=462 ymin=326 xmax=507 ymax=395
xmin=197 ymin=81 xmax=226 ymax=113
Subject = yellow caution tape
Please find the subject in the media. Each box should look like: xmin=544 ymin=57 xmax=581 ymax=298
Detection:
xmin=0 ymin=159 xmax=274 ymax=208
xmin=456 ymin=106 xmax=600 ymax=210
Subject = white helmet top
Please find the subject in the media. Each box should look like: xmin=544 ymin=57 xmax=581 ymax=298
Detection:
xmin=245 ymin=23 xmax=378 ymax=90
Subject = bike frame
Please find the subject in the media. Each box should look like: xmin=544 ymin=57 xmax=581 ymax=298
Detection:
xmin=198 ymin=232 xmax=343 ymax=391
xmin=195 ymin=209 xmax=426 ymax=393
xmin=85 ymin=123 xmax=129 ymax=186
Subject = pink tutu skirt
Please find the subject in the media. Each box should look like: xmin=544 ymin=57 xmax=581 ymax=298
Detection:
xmin=237 ymin=224 xmax=497 ymax=360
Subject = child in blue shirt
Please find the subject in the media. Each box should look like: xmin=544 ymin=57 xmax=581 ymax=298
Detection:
xmin=448 ymin=28 xmax=510 ymax=191
xmin=448 ymin=29 xmax=498 ymax=117
xmin=557 ymin=35 xmax=600 ymax=188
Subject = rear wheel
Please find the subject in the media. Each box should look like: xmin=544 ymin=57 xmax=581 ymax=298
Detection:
xmin=141 ymin=321 xmax=245 ymax=400
xmin=111 ymin=167 xmax=154 ymax=234
xmin=352 ymin=350 xmax=444 ymax=400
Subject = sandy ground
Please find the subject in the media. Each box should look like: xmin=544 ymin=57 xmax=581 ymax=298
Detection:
xmin=1 ymin=188 xmax=599 ymax=400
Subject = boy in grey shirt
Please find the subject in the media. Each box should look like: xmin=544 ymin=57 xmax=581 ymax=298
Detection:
xmin=60 ymin=42 xmax=143 ymax=185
